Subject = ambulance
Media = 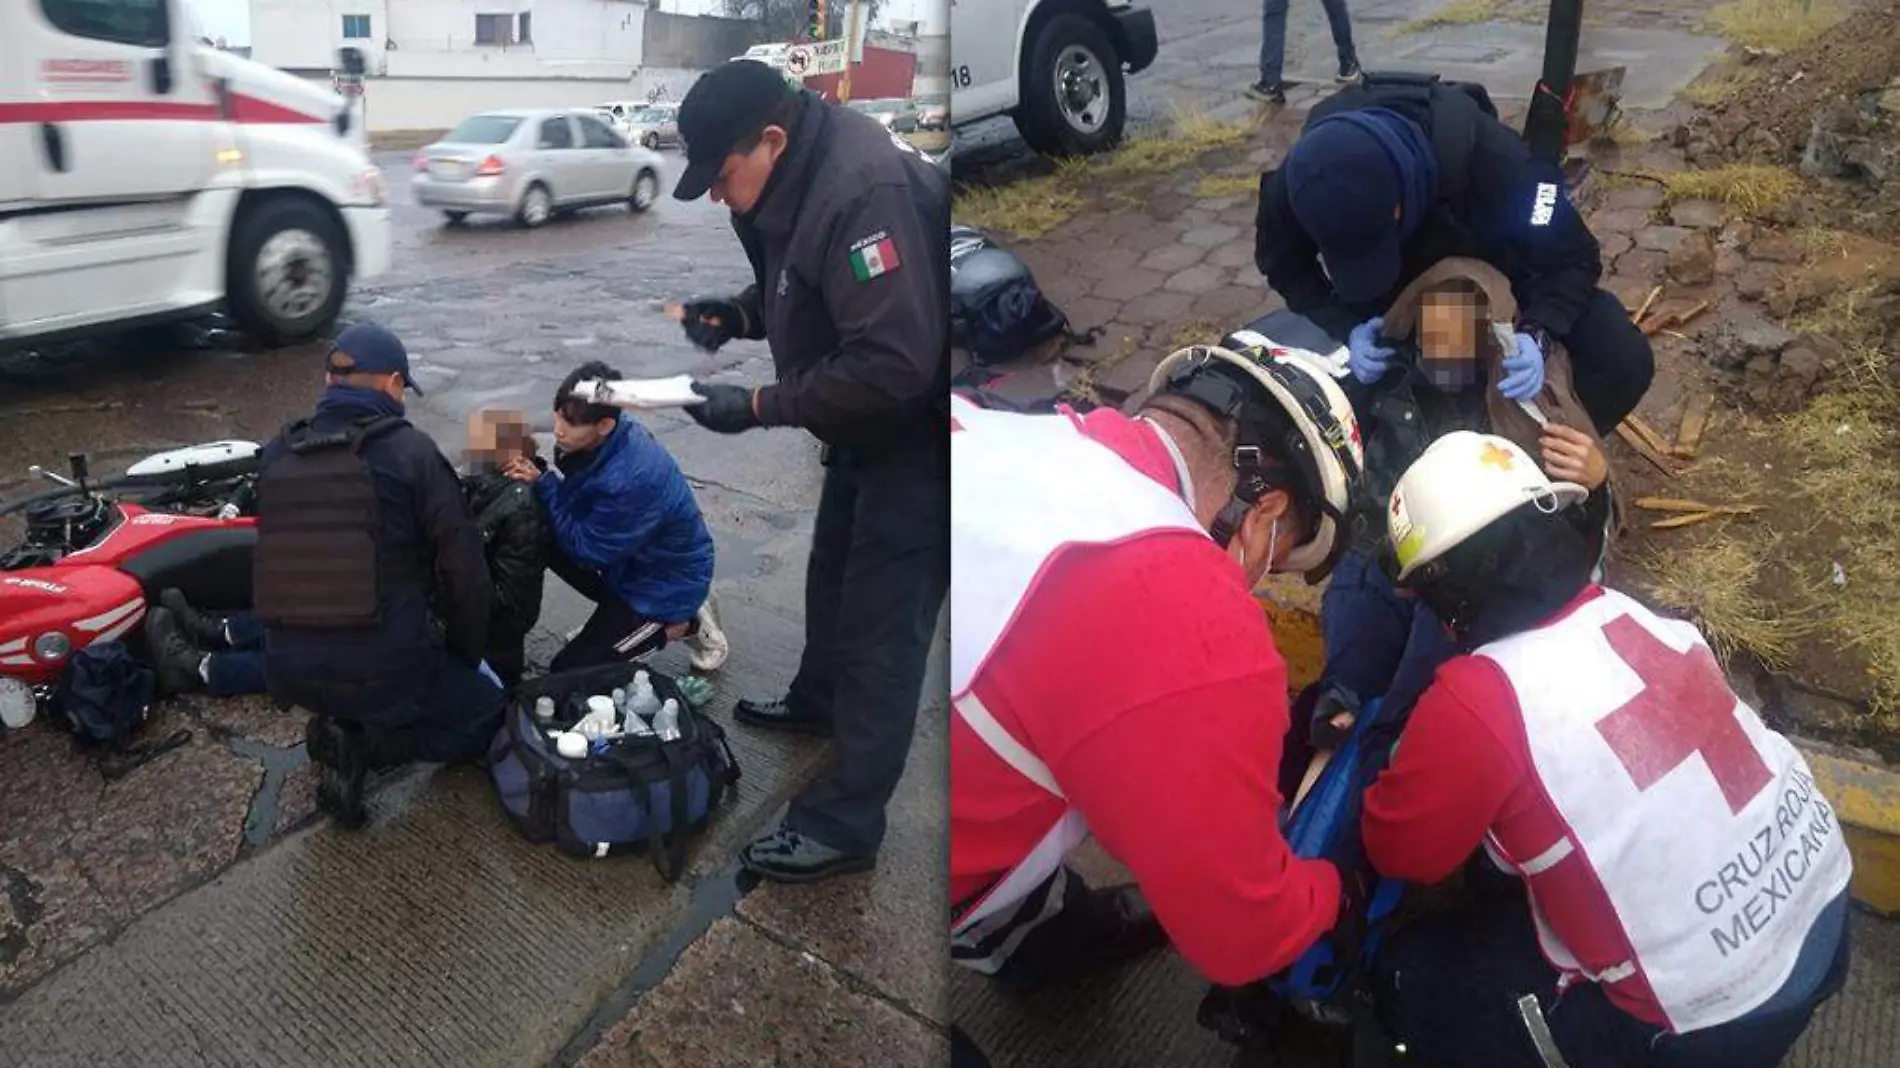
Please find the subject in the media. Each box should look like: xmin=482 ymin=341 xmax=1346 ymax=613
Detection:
xmin=0 ymin=0 xmax=391 ymax=351
xmin=949 ymin=0 xmax=1158 ymax=157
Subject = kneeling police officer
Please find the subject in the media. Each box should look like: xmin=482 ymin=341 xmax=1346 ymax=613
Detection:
xmin=252 ymin=325 xmax=504 ymax=827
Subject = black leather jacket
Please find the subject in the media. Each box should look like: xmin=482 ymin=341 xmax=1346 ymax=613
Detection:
xmin=461 ymin=465 xmax=550 ymax=652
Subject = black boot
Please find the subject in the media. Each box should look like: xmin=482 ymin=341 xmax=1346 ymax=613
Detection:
xmin=733 ymin=696 xmax=833 ymax=737
xmin=1247 ymin=80 xmax=1288 ymax=105
xmin=143 ymin=607 xmax=205 ymax=695
xmin=159 ymin=588 xmax=229 ymax=649
xmin=991 ymin=883 xmax=1169 ymax=993
xmin=305 ymin=715 xmax=369 ymax=830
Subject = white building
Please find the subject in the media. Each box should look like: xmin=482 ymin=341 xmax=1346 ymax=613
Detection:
xmin=248 ymin=0 xmax=711 ymax=133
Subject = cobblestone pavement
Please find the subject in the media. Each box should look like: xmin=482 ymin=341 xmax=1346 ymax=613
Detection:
xmin=949 ymin=1 xmax=1900 ymax=1065
xmin=0 ymin=153 xmax=948 ymax=1066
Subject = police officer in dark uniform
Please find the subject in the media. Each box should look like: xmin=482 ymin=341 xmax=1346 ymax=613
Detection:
xmin=1255 ymin=72 xmax=1654 ymax=433
xmin=668 ymin=60 xmax=950 ymax=883
xmin=253 ymin=324 xmax=505 ymax=829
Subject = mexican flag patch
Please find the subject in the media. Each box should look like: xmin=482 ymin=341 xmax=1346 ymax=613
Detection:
xmin=848 ymin=232 xmax=901 ymax=282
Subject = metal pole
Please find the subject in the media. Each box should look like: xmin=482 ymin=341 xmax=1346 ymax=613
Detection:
xmin=838 ymin=0 xmax=863 ymax=101
xmin=1523 ymin=0 xmax=1584 ymax=162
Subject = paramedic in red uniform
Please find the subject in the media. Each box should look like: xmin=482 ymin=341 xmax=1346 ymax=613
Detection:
xmin=1363 ymin=430 xmax=1854 ymax=1067
xmin=948 ymin=343 xmax=1366 ymax=1004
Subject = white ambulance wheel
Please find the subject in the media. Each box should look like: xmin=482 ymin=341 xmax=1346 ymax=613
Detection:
xmin=225 ymin=197 xmax=348 ymax=347
xmin=629 ymin=169 xmax=659 ymax=213
xmin=1015 ymin=13 xmax=1127 ymax=158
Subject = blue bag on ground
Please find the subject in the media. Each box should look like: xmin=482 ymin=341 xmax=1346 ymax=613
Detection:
xmin=1273 ymin=697 xmax=1407 ymax=1014
xmin=486 ymin=661 xmax=741 ymax=881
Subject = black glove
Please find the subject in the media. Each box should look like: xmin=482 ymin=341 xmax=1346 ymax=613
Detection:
xmin=679 ymin=298 xmax=748 ymax=352
xmin=687 ymin=382 xmax=760 ymax=434
xmin=1308 ymin=680 xmax=1364 ymax=752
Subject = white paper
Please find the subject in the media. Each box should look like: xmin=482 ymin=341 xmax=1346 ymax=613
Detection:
xmin=572 ymin=375 xmax=702 ymax=410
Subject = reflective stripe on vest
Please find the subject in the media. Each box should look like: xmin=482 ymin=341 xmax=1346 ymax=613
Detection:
xmin=1477 ymin=589 xmax=1854 ymax=1032
xmin=948 ymin=394 xmax=1203 ymax=932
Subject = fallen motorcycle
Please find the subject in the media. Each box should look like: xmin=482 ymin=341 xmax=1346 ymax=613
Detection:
xmin=0 ymin=442 xmax=260 ymax=727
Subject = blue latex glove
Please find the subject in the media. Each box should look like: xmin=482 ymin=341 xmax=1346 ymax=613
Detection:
xmin=1498 ymin=330 xmax=1547 ymax=400
xmin=1347 ymin=317 xmax=1396 ymax=385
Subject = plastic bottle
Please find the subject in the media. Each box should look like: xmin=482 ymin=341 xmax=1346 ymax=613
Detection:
xmin=652 ymin=698 xmax=681 ymax=742
xmin=533 ymin=696 xmax=556 ymax=724
xmin=576 ymin=695 xmax=618 ymax=739
xmin=611 ymin=687 xmax=629 ymax=716
xmin=629 ymin=672 xmax=661 ymax=718
xmin=553 ymin=732 xmax=588 ymax=759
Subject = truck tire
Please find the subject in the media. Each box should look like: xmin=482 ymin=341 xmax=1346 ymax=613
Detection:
xmin=1014 ymin=13 xmax=1127 ymax=157
xmin=225 ymin=196 xmax=349 ymax=347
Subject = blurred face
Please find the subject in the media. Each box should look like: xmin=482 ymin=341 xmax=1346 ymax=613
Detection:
xmin=553 ymin=408 xmax=615 ymax=454
xmin=467 ymin=409 xmax=529 ymax=469
xmin=1418 ymin=289 xmax=1483 ymax=391
xmin=709 ymin=125 xmax=788 ymax=213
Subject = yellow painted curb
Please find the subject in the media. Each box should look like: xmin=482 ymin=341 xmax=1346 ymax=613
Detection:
xmin=1797 ymin=747 xmax=1900 ymax=916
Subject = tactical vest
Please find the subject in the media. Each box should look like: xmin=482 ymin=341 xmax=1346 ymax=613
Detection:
xmin=252 ymin=415 xmax=412 ymax=630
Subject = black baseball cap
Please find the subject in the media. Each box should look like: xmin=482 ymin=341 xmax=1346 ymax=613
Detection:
xmin=1283 ymin=119 xmax=1407 ymax=304
xmin=673 ymin=59 xmax=799 ymax=202
xmin=329 ymin=323 xmax=422 ymax=395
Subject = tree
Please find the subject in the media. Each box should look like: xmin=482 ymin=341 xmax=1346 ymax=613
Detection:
xmin=721 ymin=0 xmax=884 ymax=43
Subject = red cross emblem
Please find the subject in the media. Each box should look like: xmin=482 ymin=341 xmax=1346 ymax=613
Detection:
xmin=1479 ymin=442 xmax=1516 ymax=470
xmin=1595 ymin=616 xmax=1773 ymax=815
xmin=1390 ymin=492 xmax=1404 ymax=518
xmin=951 ymin=415 xmax=964 ymax=433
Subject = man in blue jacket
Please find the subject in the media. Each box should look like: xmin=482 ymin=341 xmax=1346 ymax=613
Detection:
xmin=507 ymin=361 xmax=715 ymax=670
xmin=1254 ymin=72 xmax=1654 ymax=433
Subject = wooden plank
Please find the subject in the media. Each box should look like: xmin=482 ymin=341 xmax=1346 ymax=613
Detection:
xmin=1616 ymin=421 xmax=1679 ymax=477
xmin=1634 ymin=284 xmax=1664 ymax=323
xmin=1673 ymin=394 xmax=1715 ymax=459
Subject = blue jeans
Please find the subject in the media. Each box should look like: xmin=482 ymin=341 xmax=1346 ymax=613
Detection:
xmin=205 ymin=612 xmax=267 ymax=697
xmin=1260 ymin=0 xmax=1357 ymax=86
xmin=1319 ymin=550 xmax=1455 ymax=719
xmin=1377 ymin=887 xmax=1852 ymax=1067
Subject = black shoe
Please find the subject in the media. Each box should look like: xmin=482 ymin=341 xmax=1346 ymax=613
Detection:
xmin=738 ymin=828 xmax=876 ymax=883
xmin=1198 ymin=980 xmax=1293 ymax=1051
xmin=143 ymin=607 xmax=205 ymax=695
xmin=733 ymin=696 xmax=833 ymax=737
xmin=306 ymin=716 xmax=369 ymax=830
xmin=994 ymin=884 xmax=1169 ymax=993
xmin=159 ymin=588 xmax=228 ymax=649
xmin=1247 ymin=80 xmax=1288 ymax=105
xmin=1337 ymin=55 xmax=1362 ymax=82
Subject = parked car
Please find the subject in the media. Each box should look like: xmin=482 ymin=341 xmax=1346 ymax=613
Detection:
xmin=412 ymin=109 xmax=665 ymax=228
xmin=621 ymin=104 xmax=681 ymax=150
xmin=951 ymin=0 xmax=1158 ymax=157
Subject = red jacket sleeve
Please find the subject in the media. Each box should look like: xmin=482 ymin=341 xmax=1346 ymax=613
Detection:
xmin=1361 ymin=656 xmax=1526 ymax=884
xmin=998 ymin=535 xmax=1341 ymax=986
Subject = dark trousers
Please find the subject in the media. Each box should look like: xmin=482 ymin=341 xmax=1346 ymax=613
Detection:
xmin=274 ymin=655 xmax=505 ymax=767
xmin=208 ymin=612 xmax=525 ymax=694
xmin=781 ymin=436 xmax=950 ymax=856
xmin=1260 ymin=0 xmax=1357 ymax=84
xmin=1319 ymin=550 xmax=1455 ymax=718
xmin=1377 ymin=887 xmax=1851 ymax=1068
xmin=547 ymin=547 xmax=669 ymax=674
xmin=1559 ymin=287 xmax=1656 ymax=435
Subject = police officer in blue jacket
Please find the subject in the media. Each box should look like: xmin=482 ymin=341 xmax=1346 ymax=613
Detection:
xmin=1255 ymin=73 xmax=1654 ymax=433
xmin=507 ymin=361 xmax=716 ymax=670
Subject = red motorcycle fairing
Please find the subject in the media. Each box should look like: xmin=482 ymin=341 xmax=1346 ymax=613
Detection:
xmin=0 ymin=504 xmax=258 ymax=687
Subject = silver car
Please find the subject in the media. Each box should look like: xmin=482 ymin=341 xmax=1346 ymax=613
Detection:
xmin=623 ymin=104 xmax=680 ymax=150
xmin=412 ymin=109 xmax=666 ymax=228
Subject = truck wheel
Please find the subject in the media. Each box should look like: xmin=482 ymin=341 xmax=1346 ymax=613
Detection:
xmin=629 ymin=169 xmax=659 ymax=213
xmin=225 ymin=197 xmax=348 ymax=347
xmin=518 ymin=183 xmax=553 ymax=228
xmin=1015 ymin=13 xmax=1127 ymax=157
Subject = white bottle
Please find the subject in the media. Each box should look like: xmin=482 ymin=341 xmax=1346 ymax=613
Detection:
xmin=554 ymin=732 xmax=588 ymax=759
xmin=533 ymin=696 xmax=556 ymax=724
xmin=629 ymin=672 xmax=661 ymax=718
xmin=611 ymin=687 xmax=629 ymax=715
xmin=576 ymin=696 xmax=618 ymax=740
xmin=652 ymin=698 xmax=681 ymax=742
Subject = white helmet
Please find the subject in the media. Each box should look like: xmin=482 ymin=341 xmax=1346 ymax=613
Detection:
xmin=1147 ymin=343 xmax=1365 ymax=581
xmin=1388 ymin=431 xmax=1588 ymax=583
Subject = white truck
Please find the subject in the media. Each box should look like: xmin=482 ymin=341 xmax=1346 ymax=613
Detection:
xmin=949 ymin=0 xmax=1158 ymax=156
xmin=0 ymin=0 xmax=392 ymax=351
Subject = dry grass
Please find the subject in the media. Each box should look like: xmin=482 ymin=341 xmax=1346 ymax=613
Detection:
xmin=1656 ymin=165 xmax=1801 ymax=216
xmin=1644 ymin=533 xmax=1814 ymax=668
xmin=1706 ymin=0 xmax=1847 ymax=50
xmin=1394 ymin=0 xmax=1503 ymax=34
xmin=1166 ymin=319 xmax=1224 ymax=353
xmin=1682 ymin=72 xmax=1750 ymax=106
xmin=954 ymin=108 xmax=1256 ymax=238
xmin=1776 ymin=382 xmax=1900 ymax=712
xmin=1195 ymin=173 xmax=1259 ymax=200
xmin=1795 ymin=227 xmax=1854 ymax=263
xmin=1595 ymin=117 xmax=1658 ymax=147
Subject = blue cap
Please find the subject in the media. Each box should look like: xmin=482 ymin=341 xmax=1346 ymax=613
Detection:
xmin=329 ymin=323 xmax=422 ymax=395
xmin=1283 ymin=119 xmax=1406 ymax=304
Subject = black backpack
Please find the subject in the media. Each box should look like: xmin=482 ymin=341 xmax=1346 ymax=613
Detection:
xmin=53 ymin=642 xmax=155 ymax=748
xmin=950 ymin=225 xmax=1099 ymax=366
